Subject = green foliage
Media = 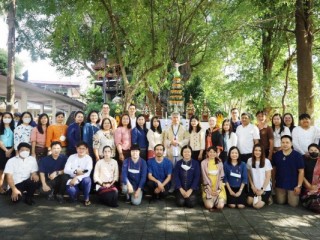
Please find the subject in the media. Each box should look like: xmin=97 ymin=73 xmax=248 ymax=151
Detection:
xmin=9 ymin=0 xmax=320 ymax=119
xmin=0 ymin=48 xmax=24 ymax=77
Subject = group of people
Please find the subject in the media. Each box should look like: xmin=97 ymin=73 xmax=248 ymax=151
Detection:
xmin=0 ymin=104 xmax=320 ymax=213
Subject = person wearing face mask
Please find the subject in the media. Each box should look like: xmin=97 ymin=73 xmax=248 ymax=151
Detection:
xmin=4 ymin=142 xmax=39 ymax=205
xmin=0 ymin=112 xmax=15 ymax=194
xmin=174 ymin=145 xmax=200 ymax=208
xmin=14 ymin=111 xmax=34 ymax=152
xmin=301 ymin=144 xmax=320 ymax=212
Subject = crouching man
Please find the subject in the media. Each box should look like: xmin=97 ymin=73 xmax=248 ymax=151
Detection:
xmin=39 ymin=141 xmax=68 ymax=203
xmin=4 ymin=142 xmax=39 ymax=205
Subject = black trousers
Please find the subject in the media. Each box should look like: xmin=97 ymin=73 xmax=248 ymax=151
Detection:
xmin=8 ymin=178 xmax=40 ymax=200
xmin=41 ymin=174 xmax=69 ymax=195
xmin=175 ymin=190 xmax=198 ymax=208
xmin=146 ymin=180 xmax=169 ymax=199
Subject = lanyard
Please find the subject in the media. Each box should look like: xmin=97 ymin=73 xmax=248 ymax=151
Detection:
xmin=172 ymin=125 xmax=180 ymax=139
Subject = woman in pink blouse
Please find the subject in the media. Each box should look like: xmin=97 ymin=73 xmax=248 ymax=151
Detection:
xmin=31 ymin=113 xmax=50 ymax=162
xmin=114 ymin=114 xmax=132 ymax=162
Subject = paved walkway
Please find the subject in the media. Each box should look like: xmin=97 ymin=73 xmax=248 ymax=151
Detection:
xmin=0 ymin=194 xmax=320 ymax=240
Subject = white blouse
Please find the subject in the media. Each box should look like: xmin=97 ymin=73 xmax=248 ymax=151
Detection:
xmin=14 ymin=125 xmax=33 ymax=150
xmin=189 ymin=130 xmax=205 ymax=151
xmin=147 ymin=129 xmax=163 ymax=151
xmin=93 ymin=159 xmax=119 ymax=184
xmin=273 ymin=126 xmax=291 ymax=148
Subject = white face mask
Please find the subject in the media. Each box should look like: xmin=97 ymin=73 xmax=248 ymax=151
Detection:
xmin=23 ymin=118 xmax=31 ymax=124
xmin=2 ymin=118 xmax=12 ymax=124
xmin=19 ymin=150 xmax=30 ymax=158
xmin=181 ymin=163 xmax=191 ymax=171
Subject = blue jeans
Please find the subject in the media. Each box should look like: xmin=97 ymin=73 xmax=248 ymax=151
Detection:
xmin=66 ymin=177 xmax=92 ymax=201
xmin=122 ymin=184 xmax=143 ymax=205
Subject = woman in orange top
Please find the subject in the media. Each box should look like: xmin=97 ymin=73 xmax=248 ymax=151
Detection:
xmin=46 ymin=112 xmax=68 ymax=155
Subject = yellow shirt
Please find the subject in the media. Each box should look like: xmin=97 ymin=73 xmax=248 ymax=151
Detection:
xmin=202 ymin=161 xmax=227 ymax=201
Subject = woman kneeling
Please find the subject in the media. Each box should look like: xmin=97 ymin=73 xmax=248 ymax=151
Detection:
xmin=201 ymin=147 xmax=226 ymax=211
xmin=94 ymin=146 xmax=119 ymax=207
xmin=174 ymin=145 xmax=200 ymax=208
xmin=247 ymin=144 xmax=272 ymax=209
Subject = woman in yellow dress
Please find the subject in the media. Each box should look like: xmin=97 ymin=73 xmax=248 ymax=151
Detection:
xmin=201 ymin=146 xmax=226 ymax=211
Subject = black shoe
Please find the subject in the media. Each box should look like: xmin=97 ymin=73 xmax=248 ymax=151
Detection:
xmin=67 ymin=198 xmax=77 ymax=204
xmin=56 ymin=194 xmax=64 ymax=204
xmin=47 ymin=193 xmax=55 ymax=201
xmin=24 ymin=197 xmax=35 ymax=206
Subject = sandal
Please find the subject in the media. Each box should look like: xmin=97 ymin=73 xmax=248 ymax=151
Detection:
xmin=84 ymin=200 xmax=91 ymax=206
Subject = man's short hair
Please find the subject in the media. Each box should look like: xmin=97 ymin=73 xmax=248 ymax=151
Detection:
xmin=281 ymin=135 xmax=292 ymax=142
xmin=76 ymin=141 xmax=89 ymax=148
xmin=51 ymin=141 xmax=62 ymax=148
xmin=241 ymin=112 xmax=250 ymax=118
xmin=299 ymin=113 xmax=311 ymax=121
xmin=128 ymin=104 xmax=136 ymax=109
xmin=56 ymin=111 xmax=65 ymax=117
xmin=17 ymin=142 xmax=32 ymax=151
xmin=154 ymin=144 xmax=165 ymax=151
xmin=231 ymin=108 xmax=238 ymax=112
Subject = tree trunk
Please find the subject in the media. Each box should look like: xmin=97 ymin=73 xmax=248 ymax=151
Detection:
xmin=295 ymin=0 xmax=314 ymax=118
xmin=6 ymin=0 xmax=16 ymax=113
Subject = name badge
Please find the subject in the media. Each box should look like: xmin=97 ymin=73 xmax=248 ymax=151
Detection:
xmin=128 ymin=169 xmax=140 ymax=174
xmin=230 ymin=171 xmax=241 ymax=178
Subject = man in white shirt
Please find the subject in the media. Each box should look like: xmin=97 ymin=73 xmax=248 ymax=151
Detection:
xmin=292 ymin=113 xmax=320 ymax=156
xmin=100 ymin=103 xmax=117 ymax=130
xmin=236 ymin=112 xmax=260 ymax=163
xmin=64 ymin=141 xmax=93 ymax=205
xmin=4 ymin=142 xmax=39 ymax=205
xmin=128 ymin=104 xmax=137 ymax=129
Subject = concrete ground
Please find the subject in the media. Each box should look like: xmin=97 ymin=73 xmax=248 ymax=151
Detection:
xmin=0 ymin=194 xmax=320 ymax=240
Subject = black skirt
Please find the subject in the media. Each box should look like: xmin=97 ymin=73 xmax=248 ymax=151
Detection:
xmin=226 ymin=186 xmax=247 ymax=205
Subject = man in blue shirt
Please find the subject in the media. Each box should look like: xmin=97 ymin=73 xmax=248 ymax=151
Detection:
xmin=39 ymin=141 xmax=68 ymax=203
xmin=147 ymin=144 xmax=173 ymax=201
xmin=273 ymin=135 xmax=304 ymax=207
